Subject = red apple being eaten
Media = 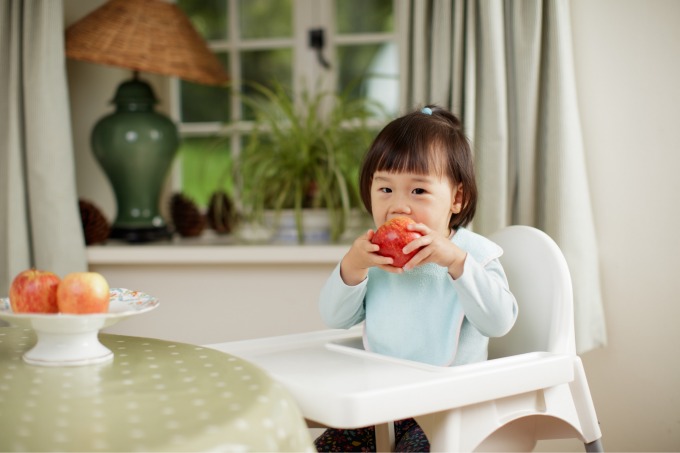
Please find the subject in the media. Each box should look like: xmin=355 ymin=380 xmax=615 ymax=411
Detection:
xmin=371 ymin=217 xmax=423 ymax=268
xmin=9 ymin=269 xmax=61 ymax=313
xmin=57 ymin=272 xmax=110 ymax=314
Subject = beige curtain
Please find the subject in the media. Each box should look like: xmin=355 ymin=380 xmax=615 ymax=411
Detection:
xmin=0 ymin=0 xmax=87 ymax=298
xmin=400 ymin=0 xmax=606 ymax=353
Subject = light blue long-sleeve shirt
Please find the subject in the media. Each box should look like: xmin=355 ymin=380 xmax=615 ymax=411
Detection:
xmin=319 ymin=227 xmax=518 ymax=366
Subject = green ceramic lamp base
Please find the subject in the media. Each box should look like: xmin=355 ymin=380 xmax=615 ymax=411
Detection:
xmin=92 ymin=74 xmax=179 ymax=243
xmin=109 ymin=226 xmax=172 ymax=243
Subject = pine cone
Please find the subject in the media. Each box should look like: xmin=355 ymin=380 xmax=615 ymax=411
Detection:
xmin=79 ymin=199 xmax=110 ymax=245
xmin=169 ymin=193 xmax=206 ymax=237
xmin=207 ymin=191 xmax=236 ymax=234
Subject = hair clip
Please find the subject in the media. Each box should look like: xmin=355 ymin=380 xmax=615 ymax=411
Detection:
xmin=421 ymin=107 xmax=433 ymax=115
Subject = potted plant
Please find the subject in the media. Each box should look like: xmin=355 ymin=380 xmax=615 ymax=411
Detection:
xmin=235 ymin=81 xmax=381 ymax=243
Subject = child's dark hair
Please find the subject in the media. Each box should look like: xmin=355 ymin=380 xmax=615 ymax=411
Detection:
xmin=359 ymin=105 xmax=477 ymax=229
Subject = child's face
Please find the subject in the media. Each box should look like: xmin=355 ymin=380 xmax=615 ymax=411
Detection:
xmin=369 ymin=170 xmax=463 ymax=236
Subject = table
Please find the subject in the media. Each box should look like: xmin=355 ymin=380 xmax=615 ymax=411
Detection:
xmin=0 ymin=326 xmax=313 ymax=452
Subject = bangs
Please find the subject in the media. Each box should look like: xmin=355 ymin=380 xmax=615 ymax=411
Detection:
xmin=373 ymin=139 xmax=449 ymax=179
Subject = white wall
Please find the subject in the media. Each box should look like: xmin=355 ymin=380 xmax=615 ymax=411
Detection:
xmin=65 ymin=0 xmax=680 ymax=450
xmin=93 ymin=260 xmax=334 ymax=345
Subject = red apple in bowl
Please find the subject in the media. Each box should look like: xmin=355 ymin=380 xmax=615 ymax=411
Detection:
xmin=9 ymin=269 xmax=61 ymax=313
xmin=371 ymin=217 xmax=423 ymax=268
xmin=57 ymin=272 xmax=110 ymax=314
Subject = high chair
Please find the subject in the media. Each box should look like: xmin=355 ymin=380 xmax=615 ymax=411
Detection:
xmin=207 ymin=225 xmax=603 ymax=451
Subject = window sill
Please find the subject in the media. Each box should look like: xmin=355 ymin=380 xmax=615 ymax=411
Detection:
xmin=86 ymin=234 xmax=348 ymax=265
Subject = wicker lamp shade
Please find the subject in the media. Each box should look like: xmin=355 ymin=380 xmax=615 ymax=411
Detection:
xmin=65 ymin=0 xmax=228 ymax=86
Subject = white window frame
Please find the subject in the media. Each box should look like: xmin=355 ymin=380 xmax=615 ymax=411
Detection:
xmin=169 ymin=0 xmax=404 ymax=195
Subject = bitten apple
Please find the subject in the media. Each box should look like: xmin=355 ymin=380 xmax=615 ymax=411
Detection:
xmin=371 ymin=217 xmax=423 ymax=268
xmin=57 ymin=272 xmax=110 ymax=314
xmin=9 ymin=269 xmax=61 ymax=313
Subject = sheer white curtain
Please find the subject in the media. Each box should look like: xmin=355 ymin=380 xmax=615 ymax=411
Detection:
xmin=0 ymin=0 xmax=87 ymax=297
xmin=399 ymin=0 xmax=606 ymax=353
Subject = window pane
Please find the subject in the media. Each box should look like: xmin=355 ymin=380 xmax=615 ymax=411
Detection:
xmin=335 ymin=0 xmax=393 ymax=34
xmin=180 ymin=136 xmax=233 ymax=207
xmin=337 ymin=43 xmax=398 ymax=116
xmin=178 ymin=0 xmax=228 ymax=41
xmin=180 ymin=53 xmax=230 ymax=123
xmin=241 ymin=49 xmax=292 ymax=119
xmin=239 ymin=0 xmax=292 ymax=39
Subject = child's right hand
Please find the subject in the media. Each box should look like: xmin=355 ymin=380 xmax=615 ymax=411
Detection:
xmin=339 ymin=229 xmax=399 ymax=285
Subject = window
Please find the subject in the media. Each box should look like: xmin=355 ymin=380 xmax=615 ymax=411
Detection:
xmin=173 ymin=0 xmax=399 ymax=207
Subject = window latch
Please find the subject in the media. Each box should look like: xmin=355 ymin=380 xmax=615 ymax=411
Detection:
xmin=309 ymin=28 xmax=331 ymax=69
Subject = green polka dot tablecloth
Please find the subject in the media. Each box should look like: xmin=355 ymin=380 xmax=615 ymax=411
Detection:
xmin=0 ymin=326 xmax=313 ymax=452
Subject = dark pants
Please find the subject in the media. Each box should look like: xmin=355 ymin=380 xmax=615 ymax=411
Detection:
xmin=314 ymin=418 xmax=430 ymax=452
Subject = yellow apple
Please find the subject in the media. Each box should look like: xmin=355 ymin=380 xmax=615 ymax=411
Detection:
xmin=57 ymin=272 xmax=110 ymax=314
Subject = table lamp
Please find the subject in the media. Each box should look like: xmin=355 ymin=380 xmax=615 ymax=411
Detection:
xmin=65 ymin=0 xmax=228 ymax=242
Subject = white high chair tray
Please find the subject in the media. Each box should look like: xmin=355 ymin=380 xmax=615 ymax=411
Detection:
xmin=207 ymin=327 xmax=573 ymax=429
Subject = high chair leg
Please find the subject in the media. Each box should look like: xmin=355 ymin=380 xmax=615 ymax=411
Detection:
xmin=586 ymin=438 xmax=604 ymax=452
xmin=375 ymin=422 xmax=395 ymax=452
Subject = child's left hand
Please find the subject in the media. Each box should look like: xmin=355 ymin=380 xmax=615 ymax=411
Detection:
xmin=401 ymin=223 xmax=467 ymax=279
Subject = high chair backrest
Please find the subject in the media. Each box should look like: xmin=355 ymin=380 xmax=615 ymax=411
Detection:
xmin=487 ymin=225 xmax=576 ymax=359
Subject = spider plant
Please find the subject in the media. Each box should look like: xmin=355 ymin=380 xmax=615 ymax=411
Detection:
xmin=236 ymin=81 xmax=379 ymax=243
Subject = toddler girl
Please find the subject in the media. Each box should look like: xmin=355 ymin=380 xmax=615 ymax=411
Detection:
xmin=315 ymin=105 xmax=518 ymax=452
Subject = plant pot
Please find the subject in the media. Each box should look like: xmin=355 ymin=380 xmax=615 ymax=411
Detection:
xmin=264 ymin=209 xmax=332 ymax=244
xmin=235 ymin=221 xmax=274 ymax=243
xmin=340 ymin=209 xmax=374 ymax=243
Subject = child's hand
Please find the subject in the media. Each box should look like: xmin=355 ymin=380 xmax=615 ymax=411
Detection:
xmin=340 ymin=229 xmax=400 ymax=285
xmin=401 ymin=223 xmax=467 ymax=279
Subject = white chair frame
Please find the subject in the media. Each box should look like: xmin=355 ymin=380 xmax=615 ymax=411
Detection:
xmin=208 ymin=225 xmax=603 ymax=451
